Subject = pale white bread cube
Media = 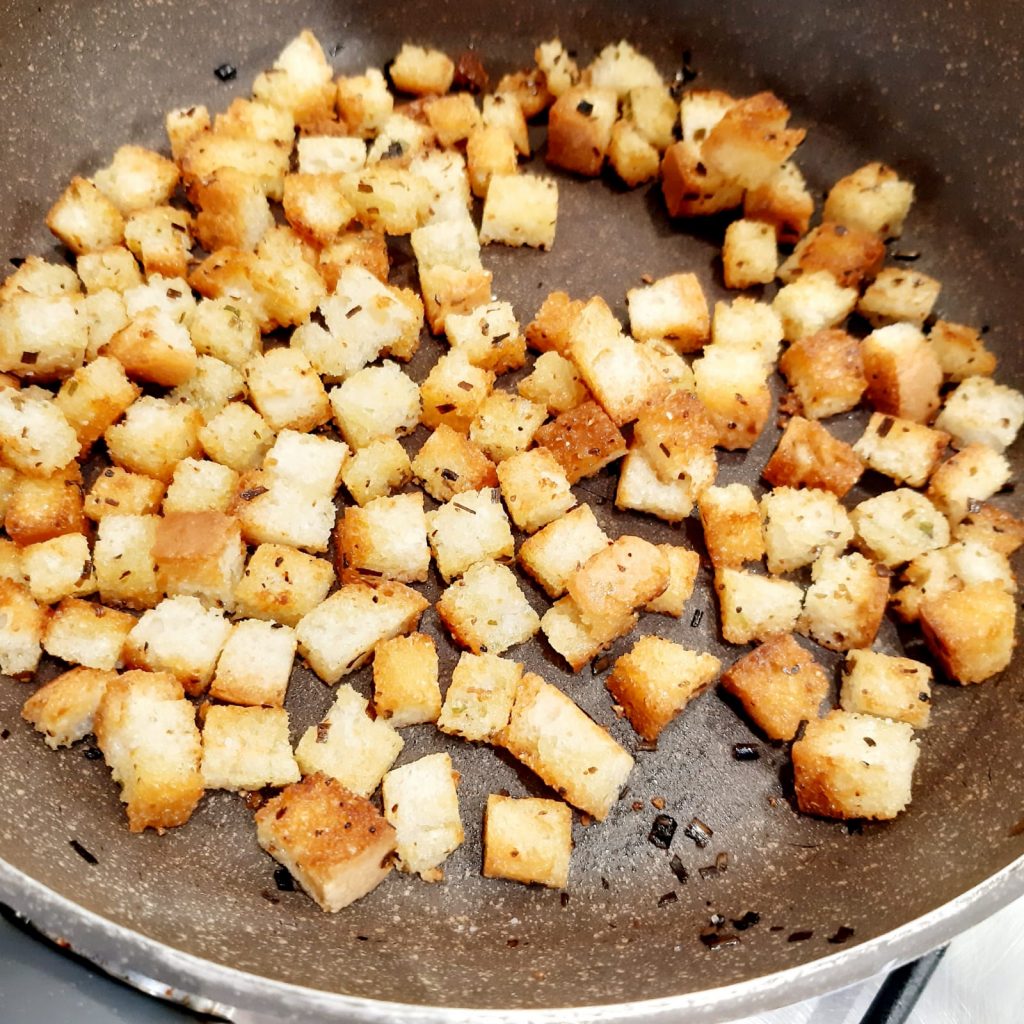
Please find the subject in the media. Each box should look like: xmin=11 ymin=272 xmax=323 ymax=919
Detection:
xmin=329 ymin=361 xmax=420 ymax=449
xmin=0 ymin=255 xmax=80 ymax=301
xmin=482 ymin=93 xmax=529 ymax=156
xmin=861 ymin=322 xmax=943 ymax=424
xmin=201 ymin=705 xmax=299 ymax=791
xmin=840 ymin=649 xmax=932 ymax=728
xmin=469 ymin=391 xmax=547 ymax=463
xmin=541 ymin=595 xmax=637 ymax=673
xmin=693 ymin=345 xmax=772 ymax=450
xmin=518 ymin=504 xmax=610 ymax=599
xmin=772 ymin=270 xmax=858 ymax=342
xmin=295 ymin=581 xmax=428 ymax=683
xmin=0 ymin=580 xmax=46 ymax=676
xmin=823 ymin=162 xmax=915 ymax=238
xmin=93 ymin=670 xmax=203 ymax=833
xmin=615 ymin=443 xmax=713 ymax=523
xmin=165 ymin=103 xmax=210 ymax=160
xmin=383 ymin=752 xmax=463 ymax=881
xmin=198 ymin=402 xmax=275 ymax=474
xmin=188 ymin=298 xmax=262 ymax=370
xmin=927 ymin=444 xmax=1010 ymax=523
xmin=927 ymin=320 xmax=996 ymax=382
xmin=722 ymin=219 xmax=778 ymax=288
xmin=626 ymin=273 xmax=710 ymax=353
xmin=498 ymin=671 xmax=634 ymax=821
xmin=710 ymin=296 xmax=783 ymax=370
xmin=336 ymin=67 xmax=395 ymax=138
xmin=622 ymin=83 xmax=676 ymax=150
xmin=105 ymin=396 xmax=202 ymax=483
xmin=338 ymin=491 xmax=430 ymax=584
xmin=568 ymin=297 xmax=661 ymax=425
xmin=390 ymin=43 xmax=454 ymax=95
xmin=425 ymin=487 xmax=514 ymax=582
xmin=232 ymin=474 xmax=336 ymax=554
xmin=93 ymin=513 xmax=159 ymax=609
xmin=420 ymin=350 xmax=495 ymax=433
xmin=41 ymin=597 xmax=135 ymax=671
xmin=411 ymin=423 xmax=498 ymax=503
xmin=123 ymin=204 xmax=193 ymax=278
xmin=698 ymin=483 xmax=765 ymax=569
xmin=251 ymin=30 xmax=335 ymax=124
xmin=645 ymin=545 xmax=700 ymax=617
xmin=607 ymin=636 xmax=721 ymax=741
xmin=22 ymin=666 xmax=116 ymax=749
xmin=297 ymin=136 xmax=368 ymax=175
xmin=152 ymin=510 xmax=245 ymax=611
xmin=45 ymin=176 xmax=124 ymax=255
xmin=480 ymin=174 xmax=558 ymax=251
xmin=262 ymin=429 xmax=349 ymax=500
xmin=760 ymin=486 xmax=853 ymax=574
xmin=243 ymin=348 xmax=330 ymax=433
xmin=586 ymin=40 xmax=662 ymax=97
xmin=212 ymin=90 xmax=298 ymax=144
xmin=169 ymin=355 xmax=246 ymax=424
xmin=437 ymin=651 xmax=522 ymax=743
xmin=934 ymin=376 xmax=1024 ymax=453
xmin=483 ymin=794 xmax=572 ymax=889
xmin=409 ymin=149 xmax=472 ymax=225
xmin=444 ymin=301 xmax=526 ymax=375
xmin=208 ymin=618 xmax=297 ymax=708
xmin=793 ymin=711 xmax=919 ymax=820
xmin=372 ymin=633 xmax=441 ymax=728
xmin=496 ymin=447 xmax=577 ymax=534
xmin=295 ymin=684 xmax=403 ymax=796
xmin=545 ymin=86 xmax=618 ymax=177
xmin=410 ymin=217 xmax=482 ymax=274
xmin=679 ymin=89 xmax=736 ymax=145
xmin=163 ymin=458 xmax=239 ymax=515
xmin=779 ymin=328 xmax=867 ymax=420
xmin=535 ymin=39 xmax=580 ymax=99
xmin=76 ymin=246 xmax=143 ymax=294
xmin=857 ymin=268 xmax=940 ymax=328
xmin=799 ymin=551 xmax=889 ymax=652
xmin=255 ymin=774 xmax=397 ymax=912
xmin=0 ymin=388 xmax=79 ymax=477
xmin=714 ymin=568 xmax=804 ymax=645
xmin=123 ymin=274 xmax=196 ymax=321
xmin=639 ymin=338 xmax=697 ymax=391
xmin=853 ymin=414 xmax=949 ymax=488
xmin=851 ymin=489 xmax=949 ymax=567
xmin=234 ymin=543 xmax=334 ymax=627
xmin=92 ymin=145 xmax=179 ymax=214
xmin=436 ymin=560 xmax=540 ymax=656
xmin=55 ymin=354 xmax=140 ymax=452
xmin=340 ymin=437 xmax=412 ymax=506
xmin=21 ymin=532 xmax=95 ymax=604
xmin=339 ymin=164 xmax=432 ymax=235
xmin=82 ymin=289 xmax=130 ymax=363
xmin=720 ymin=633 xmax=829 ymax=742
xmin=366 ymin=113 xmax=434 ymax=166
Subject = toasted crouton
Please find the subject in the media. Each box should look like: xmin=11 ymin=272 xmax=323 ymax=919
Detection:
xmin=281 ymin=172 xmax=356 ymax=246
xmin=853 ymin=414 xmax=949 ymax=487
xmin=762 ymin=416 xmax=863 ymax=497
xmin=720 ymin=634 xmax=829 ymax=741
xmin=390 ymin=43 xmax=455 ymax=95
xmin=337 ymin=492 xmax=429 ymax=584
xmin=437 ymin=651 xmax=522 ymax=742
xmin=518 ymin=504 xmax=610 ymax=599
xmin=920 ymin=581 xmax=1016 ymax=684
xmin=383 ymin=752 xmax=463 ymax=880
xmin=709 ymin=296 xmax=784 ymax=369
xmin=372 ymin=633 xmax=441 ymax=728
xmin=793 ymin=711 xmax=918 ymax=820
xmin=480 ymin=173 xmax=558 ymax=250
xmin=799 ymin=551 xmax=889 ymax=651
xmin=251 ymin=30 xmax=336 ymax=125
xmin=339 ymin=164 xmax=432 ymax=235
xmin=840 ymin=650 xmax=932 ymax=728
xmin=469 ymin=391 xmax=546 ymax=463
xmin=693 ymin=346 xmax=772 ymax=450
xmin=777 ymin=222 xmax=885 ymax=289
xmin=105 ymin=396 xmax=202 ymax=482
xmin=0 ymin=255 xmax=80 ymax=301
xmin=778 ymin=329 xmax=866 ymax=420
xmin=953 ymin=503 xmax=1024 ymax=557
xmin=525 ymin=291 xmax=584 ymax=355
xmin=483 ymin=794 xmax=572 ymax=889
xmin=22 ymin=666 xmax=116 ymax=749
xmin=411 ymin=423 xmax=498 ymax=502
xmin=201 ymin=705 xmax=299 ymax=791
xmin=607 ymin=119 xmax=660 ymax=186
xmin=546 ymin=86 xmax=618 ymax=176
xmin=517 ymin=351 xmax=589 ymax=415
xmin=926 ymin=444 xmax=1010 ymax=524
xmin=427 ymin=92 xmax=483 ymax=147
xmin=244 ymin=348 xmax=331 ymax=433
xmin=540 ymin=594 xmax=636 ymax=672
xmin=722 ymin=219 xmax=778 ymax=289
xmin=851 ymin=489 xmax=949 ymax=567
xmin=234 ymin=544 xmax=333 ymax=627
xmin=208 ymin=618 xmax=296 ymax=708
xmin=76 ymin=246 xmax=144 ymax=294
xmin=608 ymin=636 xmax=720 ymax=741
xmin=169 ymin=353 xmax=248 ymax=423
xmin=5 ymin=465 xmax=85 ymax=546
xmin=661 ymin=140 xmax=744 ymax=217
xmin=934 ymin=376 xmax=1024 ymax=453
xmin=188 ymin=298 xmax=262 ymax=369
xmin=46 ymin=177 xmax=125 ymax=255
xmin=678 ymin=88 xmax=735 ymax=144
xmin=858 ymin=268 xmax=940 ymax=329
xmin=295 ymin=684 xmax=404 ymax=795
xmin=927 ymin=320 xmax=996 ymax=382
xmin=698 ymin=484 xmax=764 ymax=569
xmin=496 ymin=447 xmax=577 ymax=534
xmin=197 ymin=402 xmax=275 ymax=473
xmin=760 ymin=486 xmax=852 ymax=574
xmin=715 ymin=568 xmax=804 ymax=645
xmin=0 ymin=291 xmax=89 ymax=379
xmin=645 ymin=545 xmax=701 ymax=617
xmin=0 ymin=389 xmax=79 ymax=476
xmin=426 ymin=487 xmax=514 ymax=582
xmin=21 ymin=532 xmax=96 ymax=604
xmin=445 ymin=301 xmax=526 ymax=375
xmin=772 ymin=270 xmax=858 ymax=342
xmin=163 ymin=458 xmax=239 ymax=515
xmin=626 ymin=273 xmax=710 ymax=353
xmin=616 ymin=442 xmax=713 ymax=523
xmin=295 ymin=580 xmax=428 ymax=683
xmin=55 ymin=356 xmax=140 ymax=452
xmin=152 ymin=510 xmax=246 ymax=609
xmin=465 ymin=124 xmax=518 ymax=198
xmin=823 ymin=162 xmax=915 ymax=238
xmin=41 ymin=597 xmax=135 ymax=671
xmin=420 ymin=350 xmax=494 ymax=432
xmin=498 ymin=671 xmax=634 ymax=820
xmin=533 ymin=400 xmax=627 ymax=483
xmin=336 ymin=67 xmax=395 ymax=137
xmin=319 ymin=228 xmax=391 ymax=291
xmin=535 ymin=39 xmax=580 ymax=99
xmin=103 ymin=307 xmax=197 ymax=387
xmin=123 ymin=205 xmax=193 ymax=278
xmin=92 ymin=513 xmax=158 ymax=610
xmin=0 ymin=580 xmax=47 ymax=676
xmin=329 ymin=361 xmax=420 ymax=449
xmin=861 ymin=323 xmax=943 ymax=424
xmin=340 ymin=437 xmax=413 ymax=506
xmin=92 ymin=145 xmax=179 ymax=214
xmin=255 ymin=774 xmax=396 ymax=912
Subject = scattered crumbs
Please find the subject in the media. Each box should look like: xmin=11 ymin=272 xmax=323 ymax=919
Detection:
xmin=1008 ymin=817 xmax=1024 ymax=838
xmin=699 ymin=931 xmax=740 ymax=950
xmin=649 ymin=814 xmax=678 ymax=850
xmin=601 ymin=877 xmax=611 ymax=890
xmin=214 ymin=63 xmax=237 ymax=81
xmin=631 ymin=800 xmax=644 ymax=812
xmin=770 ymin=925 xmax=784 ymax=932
xmin=356 ymin=935 xmax=369 ymax=942
xmin=69 ymin=839 xmax=97 ymax=865
xmin=507 ymin=938 xmax=519 ymax=948
xmin=732 ymin=911 xmax=761 ymax=931
xmin=669 ymin=854 xmax=688 ymax=884
xmin=651 ymin=796 xmax=666 ymax=810
xmin=641 ymin=273 xmax=654 ymax=285
xmin=0 ymin=728 xmax=9 ymax=741
xmin=828 ymin=925 xmax=855 ymax=945
xmin=591 ymin=654 xmax=613 ymax=676
xmin=658 ymin=891 xmax=678 ymax=908
xmin=733 ymin=743 xmax=760 ymax=762
xmin=684 ymin=817 xmax=713 ymax=848
xmin=560 ymin=892 xmax=570 ymax=908
xmin=273 ymin=865 xmax=296 ymax=892
xmin=788 ymin=930 xmax=814 ymax=943
xmin=83 ymin=746 xmax=103 ymax=761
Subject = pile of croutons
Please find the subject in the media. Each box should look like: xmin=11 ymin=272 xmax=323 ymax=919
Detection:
xmin=2 ymin=29 xmax=1021 ymax=912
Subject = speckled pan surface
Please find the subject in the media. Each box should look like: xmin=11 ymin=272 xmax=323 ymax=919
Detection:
xmin=0 ymin=0 xmax=1022 ymax=1018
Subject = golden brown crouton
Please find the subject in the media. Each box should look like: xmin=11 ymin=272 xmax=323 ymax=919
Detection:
xmin=840 ymin=649 xmax=932 ymax=728
xmin=518 ymin=504 xmax=610 ymax=599
xmin=762 ymin=416 xmax=863 ymax=498
xmin=799 ymin=551 xmax=889 ymax=652
xmin=411 ymin=423 xmax=498 ymax=503
xmin=92 ymin=145 xmax=180 ymax=214
xmin=546 ymin=86 xmax=618 ymax=176
xmin=715 ymin=568 xmax=804 ymax=645
xmin=525 ymin=291 xmax=584 ymax=355
xmin=337 ymin=492 xmax=430 ymax=584
xmin=76 ymin=246 xmax=144 ymax=294
xmin=200 ymin=705 xmax=299 ymax=791
xmin=645 ymin=545 xmax=701 ymax=617
xmin=251 ymin=30 xmax=336 ymax=125
xmin=234 ymin=543 xmax=333 ymax=627
xmin=153 ymin=510 xmax=246 ymax=610
xmin=633 ymin=386 xmax=717 ymax=488
xmin=698 ymin=483 xmax=764 ymax=569
xmin=192 ymin=165 xmax=274 ymax=250
xmin=55 ymin=356 xmax=140 ymax=452
xmin=208 ymin=617 xmax=296 ymax=708
xmin=496 ymin=447 xmax=577 ymax=534
xmin=420 ymin=351 xmax=494 ymax=433
xmin=46 ymin=177 xmax=125 ymax=255
xmin=6 ymin=467 xmax=85 ymax=546
xmin=722 ymin=219 xmax=778 ymax=289
xmin=0 ymin=579 xmax=48 ymax=676
xmin=41 ymin=597 xmax=136 ymax=671
xmin=953 ymin=504 xmax=1024 ymax=557
xmin=627 ymin=273 xmax=710 ymax=353
xmin=854 ymin=414 xmax=950 ymax=488
xmin=483 ymin=794 xmax=572 ymax=889
xmin=772 ymin=270 xmax=858 ymax=342
xmin=540 ymin=595 xmax=637 ymax=672
xmin=533 ymin=399 xmax=627 ymax=483
xmin=480 ymin=173 xmax=559 ymax=251
xmin=858 ymin=268 xmax=941 ymax=329
xmin=935 ymin=376 xmax=1024 ymax=454
xmin=693 ymin=346 xmax=772 ymax=450
xmin=778 ymin=329 xmax=867 ymax=420
xmin=777 ymin=222 xmax=885 ymax=289
xmin=517 ymin=350 xmax=589 ymax=415
xmin=437 ymin=651 xmax=522 ymax=742
xmin=760 ymin=486 xmax=853 ymax=574
xmin=469 ymin=391 xmax=546 ymax=464
xmin=425 ymin=487 xmax=514 ymax=582
xmin=373 ymin=633 xmax=441 ymax=728
xmin=22 ymin=666 xmax=116 ymax=748
xmin=390 ymin=43 xmax=455 ymax=96
xmin=823 ymin=162 xmax=915 ymax=238
xmin=93 ymin=513 xmax=159 ymax=610
xmin=743 ymin=161 xmax=813 ymax=243
xmin=607 ymin=118 xmax=660 ymax=187
xmin=105 ymin=397 xmax=203 ymax=483
xmin=123 ymin=205 xmax=193 ymax=278
xmin=660 ymin=140 xmax=744 ymax=218
xmin=861 ymin=323 xmax=943 ymax=424
xmin=927 ymin=320 xmax=996 ymax=382
xmin=465 ymin=125 xmax=518 ymax=198
xmin=103 ymin=308 xmax=198 ymax=388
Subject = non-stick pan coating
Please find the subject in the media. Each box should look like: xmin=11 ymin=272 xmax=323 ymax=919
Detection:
xmin=0 ymin=0 xmax=1022 ymax=1017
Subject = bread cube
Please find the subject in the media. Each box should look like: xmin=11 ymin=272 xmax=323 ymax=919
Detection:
xmin=187 ymin=167 xmax=275 ymax=252
xmin=426 ymin=92 xmax=482 ymax=148
xmin=339 ymin=163 xmax=432 ymax=235
xmin=0 ymin=389 xmax=78 ymax=476
xmin=105 ymin=396 xmax=202 ymax=483
xmin=199 ymin=705 xmax=299 ymax=792
xmin=233 ymin=470 xmax=335 ymax=552
xmin=927 ymin=320 xmax=996 ymax=382
xmin=94 ymin=513 xmax=159 ymax=609
xmin=676 ymin=87 xmax=733 ymax=143
xmin=411 ymin=423 xmax=498 ymax=502
xmin=926 ymin=444 xmax=1010 ymax=524
xmin=255 ymin=774 xmax=397 ymax=912
xmin=251 ymin=30 xmax=334 ymax=124
xmin=296 ymin=135 xmax=367 ymax=176
xmin=319 ymin=228 xmax=390 ymax=291
xmin=390 ymin=43 xmax=454 ymax=95
xmin=714 ymin=568 xmax=803 ymax=645
xmin=425 ymin=488 xmax=514 ymax=582
xmin=46 ymin=176 xmax=125 ymax=255
xmin=122 ymin=273 xmax=195 ymax=321
xmin=518 ymin=351 xmax=589 ymax=415
xmin=93 ymin=670 xmax=203 ymax=832
xmin=295 ymin=684 xmax=404 ymax=795
xmin=55 ymin=356 xmax=140 ymax=452
xmin=295 ymin=581 xmax=428 ymax=683
xmin=92 ymin=145 xmax=179 ymax=214
xmin=851 ymin=489 xmax=949 ymax=568
xmin=953 ymin=503 xmax=1024 ymax=557
xmin=0 ymin=580 xmax=47 ymax=676
xmin=0 ymin=290 xmax=89 ymax=379
xmin=778 ymin=329 xmax=866 ymax=419
xmin=337 ymin=492 xmax=430 ymax=584
xmin=496 ymin=447 xmax=576 ymax=534
xmin=234 ymin=543 xmax=334 ymax=627
xmin=792 ymin=711 xmax=919 ymax=820
xmin=858 ymin=268 xmax=941 ymax=329
xmin=437 ymin=653 xmax=528 ymax=753
xmin=123 ymin=205 xmax=193 ymax=278
xmin=479 ymin=173 xmax=558 ymax=250
xmin=720 ymin=218 xmax=778 ymax=288
xmin=586 ymin=39 xmax=661 ymax=97
xmin=533 ymin=400 xmax=627 ymax=484
xmin=934 ymin=376 xmax=1024 ymax=453
xmin=22 ymin=666 xmax=115 ymax=748
xmin=469 ymin=391 xmax=546 ymax=463
xmin=409 ymin=148 xmax=472 ymax=225
xmin=5 ymin=466 xmax=85 ymax=546
xmin=21 ymin=532 xmax=95 ymax=604
xmin=546 ymin=86 xmax=617 ymax=176
xmin=762 ymin=416 xmax=863 ymax=498
xmin=799 ymin=551 xmax=889 ymax=651
xmin=188 ymin=298 xmax=262 ymax=370
xmin=153 ymin=510 xmax=246 ymax=610
xmin=760 ymin=486 xmax=853 ymax=574
xmin=860 ymin=323 xmax=943 ymax=425
xmin=607 ymin=119 xmax=660 ymax=186
xmin=187 ymin=248 xmax=268 ymax=328
xmin=420 ymin=350 xmax=494 ymax=432
xmin=615 ymin=443 xmax=712 ymax=523
xmin=41 ymin=597 xmax=134 ymax=670
xmin=498 ymin=671 xmax=633 ymax=820
xmin=169 ymin=354 xmax=246 ymax=426
xmin=608 ymin=636 xmax=720 ymax=741
xmin=824 ymin=162 xmax=915 ymax=238
xmin=840 ymin=650 xmax=931 ymax=728
xmin=445 ymin=301 xmax=526 ymax=376
xmin=76 ymin=246 xmax=143 ymax=294
xmin=102 ymin=307 xmax=197 ymax=388
xmin=340 ymin=437 xmax=412 ymax=506
xmin=281 ymin=172 xmax=356 ymax=246
xmin=197 ymin=402 xmax=275 ymax=473
xmin=626 ymin=273 xmax=710 ymax=353
xmin=720 ymin=633 xmax=829 ymax=741
xmin=772 ymin=270 xmax=858 ymax=342
xmin=0 ymin=255 xmax=80 ymax=302
xmin=535 ymin=39 xmax=579 ymax=99
xmin=518 ymin=504 xmax=609 ymax=599
xmin=698 ymin=484 xmax=763 ymax=569
xmin=419 ymin=264 xmax=495 ymax=338
xmin=162 ymin=458 xmax=238 ymax=515
xmin=382 ymin=752 xmax=463 ymax=881
xmin=208 ymin=618 xmax=296 ymax=708
xmin=483 ymin=794 xmax=571 ymax=889
xmin=328 ymin=361 xmax=420 ymax=450
xmin=661 ymin=137 xmax=744 ymax=218
xmin=777 ymin=222 xmax=885 ymax=289
xmin=336 ymin=67 xmax=394 ymax=137
xmin=436 ymin=560 xmax=540 ymax=656
xmin=693 ymin=346 xmax=772 ymax=450
xmin=481 ymin=93 xmax=529 ymax=157
xmin=645 ymin=545 xmax=700 ymax=617
xmin=250 ymin=226 xmax=325 ymax=326
xmin=525 ymin=291 xmax=583 ymax=355
xmin=372 ymin=633 xmax=441 ymax=728
xmin=540 ymin=595 xmax=636 ymax=672
xmin=853 ymin=414 xmax=949 ymax=487
xmin=243 ymin=348 xmax=330 ymax=433
xmin=709 ymin=296 xmax=783 ymax=370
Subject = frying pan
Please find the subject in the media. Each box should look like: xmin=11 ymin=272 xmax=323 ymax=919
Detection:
xmin=0 ymin=0 xmax=1022 ymax=1020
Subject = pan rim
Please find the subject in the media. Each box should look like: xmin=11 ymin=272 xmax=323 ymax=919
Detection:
xmin=2 ymin=854 xmax=1021 ymax=1021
